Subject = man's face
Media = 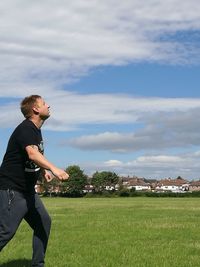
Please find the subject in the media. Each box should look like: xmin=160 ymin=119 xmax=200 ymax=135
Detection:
xmin=35 ymin=97 xmax=50 ymax=120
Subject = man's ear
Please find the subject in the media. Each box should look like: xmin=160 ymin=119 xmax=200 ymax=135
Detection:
xmin=32 ymin=106 xmax=39 ymax=115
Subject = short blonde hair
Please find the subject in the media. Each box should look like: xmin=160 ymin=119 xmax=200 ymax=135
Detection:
xmin=20 ymin=95 xmax=41 ymax=118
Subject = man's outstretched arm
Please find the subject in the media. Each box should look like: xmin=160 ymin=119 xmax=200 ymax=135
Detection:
xmin=25 ymin=145 xmax=69 ymax=181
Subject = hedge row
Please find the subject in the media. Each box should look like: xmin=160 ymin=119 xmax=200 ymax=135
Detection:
xmin=41 ymin=190 xmax=200 ymax=198
xmin=84 ymin=190 xmax=200 ymax=198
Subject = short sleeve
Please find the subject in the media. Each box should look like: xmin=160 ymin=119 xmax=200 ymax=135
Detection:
xmin=16 ymin=124 xmax=40 ymax=150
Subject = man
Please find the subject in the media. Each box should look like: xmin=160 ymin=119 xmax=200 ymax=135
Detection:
xmin=0 ymin=95 xmax=69 ymax=267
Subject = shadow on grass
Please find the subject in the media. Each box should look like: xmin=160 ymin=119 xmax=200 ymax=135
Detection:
xmin=0 ymin=259 xmax=31 ymax=267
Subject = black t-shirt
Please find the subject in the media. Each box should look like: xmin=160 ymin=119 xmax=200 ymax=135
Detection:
xmin=0 ymin=119 xmax=44 ymax=193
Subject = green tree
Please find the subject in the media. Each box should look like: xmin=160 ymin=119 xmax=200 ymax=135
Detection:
xmin=63 ymin=165 xmax=88 ymax=197
xmin=91 ymin=171 xmax=119 ymax=192
xmin=104 ymin=171 xmax=119 ymax=190
xmin=91 ymin=171 xmax=104 ymax=192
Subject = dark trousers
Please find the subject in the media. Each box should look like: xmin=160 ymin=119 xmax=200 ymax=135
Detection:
xmin=0 ymin=189 xmax=51 ymax=267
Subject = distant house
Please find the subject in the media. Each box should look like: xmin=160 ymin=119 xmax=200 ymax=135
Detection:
xmin=155 ymin=177 xmax=189 ymax=193
xmin=189 ymin=180 xmax=200 ymax=192
xmin=121 ymin=176 xmax=135 ymax=186
xmin=124 ymin=178 xmax=151 ymax=191
xmin=83 ymin=184 xmax=94 ymax=193
xmin=35 ymin=181 xmax=44 ymax=194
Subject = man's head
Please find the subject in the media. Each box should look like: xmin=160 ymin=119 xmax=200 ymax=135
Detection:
xmin=21 ymin=95 xmax=50 ymax=120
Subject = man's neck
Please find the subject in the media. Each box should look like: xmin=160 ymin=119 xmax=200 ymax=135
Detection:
xmin=29 ymin=117 xmax=44 ymax=129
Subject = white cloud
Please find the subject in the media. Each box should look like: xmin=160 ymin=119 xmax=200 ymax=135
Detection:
xmin=104 ymin=160 xmax=123 ymax=167
xmin=0 ymin=0 xmax=199 ymax=93
xmin=1 ymin=90 xmax=200 ymax=133
xmin=0 ymin=1 xmax=199 ymax=180
xmin=79 ymin=151 xmax=200 ymax=179
xmin=47 ymin=94 xmax=200 ymax=131
xmin=67 ymin=102 xmax=200 ymax=152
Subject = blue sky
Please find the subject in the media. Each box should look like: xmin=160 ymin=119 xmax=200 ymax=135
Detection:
xmin=0 ymin=1 xmax=200 ymax=179
xmin=69 ymin=64 xmax=200 ymax=97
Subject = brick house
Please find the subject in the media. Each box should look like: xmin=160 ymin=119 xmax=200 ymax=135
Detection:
xmin=155 ymin=177 xmax=189 ymax=192
xmin=189 ymin=180 xmax=200 ymax=192
xmin=124 ymin=178 xmax=151 ymax=191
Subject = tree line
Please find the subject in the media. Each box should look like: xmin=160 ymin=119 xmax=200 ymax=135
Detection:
xmin=41 ymin=165 xmax=200 ymax=198
xmin=41 ymin=165 xmax=120 ymax=197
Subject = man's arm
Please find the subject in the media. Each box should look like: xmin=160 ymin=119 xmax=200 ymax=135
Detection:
xmin=25 ymin=145 xmax=69 ymax=181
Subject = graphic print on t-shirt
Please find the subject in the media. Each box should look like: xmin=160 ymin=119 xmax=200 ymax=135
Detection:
xmin=25 ymin=141 xmax=44 ymax=173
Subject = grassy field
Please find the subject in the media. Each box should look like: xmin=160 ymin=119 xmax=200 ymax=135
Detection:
xmin=1 ymin=197 xmax=200 ymax=267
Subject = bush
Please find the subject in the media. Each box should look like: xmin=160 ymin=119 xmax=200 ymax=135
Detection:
xmin=101 ymin=191 xmax=113 ymax=197
xmin=118 ymin=189 xmax=130 ymax=197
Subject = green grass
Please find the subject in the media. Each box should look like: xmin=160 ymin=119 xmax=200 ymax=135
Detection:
xmin=1 ymin=197 xmax=200 ymax=266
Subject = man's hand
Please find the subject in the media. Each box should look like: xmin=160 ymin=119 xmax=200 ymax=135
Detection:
xmin=51 ymin=167 xmax=69 ymax=181
xmin=44 ymin=170 xmax=53 ymax=182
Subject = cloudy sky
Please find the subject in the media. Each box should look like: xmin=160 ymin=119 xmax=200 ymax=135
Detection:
xmin=0 ymin=0 xmax=200 ymax=179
